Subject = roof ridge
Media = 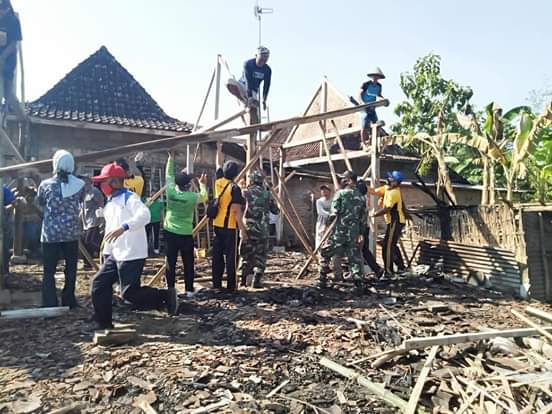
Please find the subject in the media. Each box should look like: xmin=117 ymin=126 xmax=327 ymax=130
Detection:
xmin=29 ymin=46 xmax=191 ymax=132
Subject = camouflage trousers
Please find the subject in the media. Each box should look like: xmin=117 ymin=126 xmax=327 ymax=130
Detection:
xmin=319 ymin=238 xmax=363 ymax=281
xmin=239 ymin=237 xmax=268 ymax=277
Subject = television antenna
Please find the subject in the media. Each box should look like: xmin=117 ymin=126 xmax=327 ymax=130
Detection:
xmin=254 ymin=1 xmax=273 ymax=46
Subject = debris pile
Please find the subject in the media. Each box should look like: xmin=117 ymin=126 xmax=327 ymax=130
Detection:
xmin=1 ymin=253 xmax=551 ymax=413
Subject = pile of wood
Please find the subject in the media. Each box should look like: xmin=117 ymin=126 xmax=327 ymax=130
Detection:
xmin=319 ymin=305 xmax=552 ymax=413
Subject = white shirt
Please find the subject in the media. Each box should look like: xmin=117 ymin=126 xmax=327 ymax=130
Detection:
xmin=101 ymin=190 xmax=150 ymax=261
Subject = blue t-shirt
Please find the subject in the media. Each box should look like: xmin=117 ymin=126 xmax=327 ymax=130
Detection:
xmin=3 ymin=185 xmax=15 ymax=206
xmin=240 ymin=58 xmax=272 ymax=99
xmin=37 ymin=177 xmax=83 ymax=243
xmin=361 ymin=81 xmax=382 ymax=104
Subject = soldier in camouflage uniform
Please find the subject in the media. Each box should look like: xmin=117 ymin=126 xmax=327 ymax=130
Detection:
xmin=319 ymin=171 xmax=367 ymax=293
xmin=239 ymin=171 xmax=280 ymax=288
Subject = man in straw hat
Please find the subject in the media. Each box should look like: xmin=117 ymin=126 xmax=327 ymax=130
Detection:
xmin=358 ymin=66 xmax=385 ymax=149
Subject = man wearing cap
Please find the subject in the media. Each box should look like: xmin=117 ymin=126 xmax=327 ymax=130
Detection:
xmin=370 ymin=171 xmax=410 ymax=276
xmin=212 ymin=160 xmax=247 ymax=292
xmin=91 ymin=163 xmax=169 ymax=329
xmin=163 ymin=152 xmax=208 ymax=312
xmin=227 ymin=46 xmax=272 ymax=120
xmin=239 ymin=170 xmax=279 ymax=288
xmin=319 ymin=171 xmax=366 ymax=294
xmin=358 ymin=67 xmax=385 ymax=149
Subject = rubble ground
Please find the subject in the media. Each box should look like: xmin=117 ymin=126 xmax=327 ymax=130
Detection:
xmin=1 ymin=251 xmax=551 ymax=413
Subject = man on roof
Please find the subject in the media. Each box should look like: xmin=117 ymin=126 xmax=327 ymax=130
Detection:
xmin=358 ymin=67 xmax=385 ymax=149
xmin=0 ymin=0 xmax=25 ymax=120
xmin=227 ymin=46 xmax=272 ymax=122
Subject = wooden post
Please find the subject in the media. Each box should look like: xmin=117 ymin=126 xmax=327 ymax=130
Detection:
xmin=538 ymin=212 xmax=551 ymax=301
xmin=270 ymin=188 xmax=314 ymax=256
xmin=276 ymin=148 xmax=286 ymax=244
xmin=247 ymin=107 xmax=258 ymax=183
xmin=369 ymin=123 xmax=380 ymax=255
xmin=318 ymin=121 xmax=340 ymax=190
xmin=320 ymin=78 xmax=328 ymax=157
xmin=331 ymin=120 xmax=352 ymax=172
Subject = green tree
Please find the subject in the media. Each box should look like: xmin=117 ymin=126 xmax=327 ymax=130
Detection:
xmin=391 ymin=53 xmax=473 ymax=203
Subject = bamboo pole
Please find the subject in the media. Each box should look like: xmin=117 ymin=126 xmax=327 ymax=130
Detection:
xmin=318 ymin=121 xmax=340 ymax=190
xmin=296 ymin=219 xmax=336 ymax=279
xmin=2 ymin=100 xmax=389 ymax=176
xmin=330 ymin=120 xmax=352 ymax=172
xmin=369 ymin=123 xmax=380 ymax=255
xmin=525 ymin=306 xmax=552 ymax=324
xmin=274 ymin=169 xmax=312 ymax=249
xmin=319 ymin=357 xmax=408 ymax=410
xmin=511 ymin=309 xmax=552 ymax=343
xmin=270 ymin=188 xmax=313 ymax=256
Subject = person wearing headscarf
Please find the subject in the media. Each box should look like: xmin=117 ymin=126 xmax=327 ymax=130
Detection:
xmin=36 ymin=150 xmax=84 ymax=308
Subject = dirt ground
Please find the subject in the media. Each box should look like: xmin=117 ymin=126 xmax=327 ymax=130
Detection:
xmin=1 ymin=252 xmax=551 ymax=413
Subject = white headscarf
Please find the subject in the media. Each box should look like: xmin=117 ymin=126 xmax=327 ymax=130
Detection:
xmin=52 ymin=150 xmax=84 ymax=198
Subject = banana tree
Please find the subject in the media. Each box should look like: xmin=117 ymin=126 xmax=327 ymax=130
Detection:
xmin=455 ymin=102 xmax=535 ymax=203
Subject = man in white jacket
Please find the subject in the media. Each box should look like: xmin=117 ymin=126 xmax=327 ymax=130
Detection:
xmin=91 ymin=163 xmax=168 ymax=329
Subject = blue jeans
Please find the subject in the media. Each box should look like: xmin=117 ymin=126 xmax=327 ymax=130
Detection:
xmin=360 ymin=109 xmax=378 ymax=129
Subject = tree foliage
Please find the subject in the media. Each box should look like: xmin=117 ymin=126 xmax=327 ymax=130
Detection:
xmin=392 ymin=53 xmax=473 ymax=136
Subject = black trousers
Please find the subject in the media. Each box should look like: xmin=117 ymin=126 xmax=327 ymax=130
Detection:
xmin=146 ymin=222 xmax=161 ymax=252
xmin=361 ymin=227 xmax=382 ymax=273
xmin=91 ymin=256 xmax=167 ymax=327
xmin=212 ymin=227 xmax=238 ymax=290
xmin=165 ymin=231 xmax=195 ymax=291
xmin=382 ymin=221 xmax=405 ymax=273
xmin=42 ymin=241 xmax=79 ymax=308
xmin=82 ymin=226 xmax=102 ymax=258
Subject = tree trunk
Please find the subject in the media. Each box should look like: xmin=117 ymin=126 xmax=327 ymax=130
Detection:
xmin=481 ymin=156 xmax=489 ymax=205
xmin=435 ymin=150 xmax=457 ymax=205
xmin=489 ymin=161 xmax=496 ymax=204
xmin=506 ymin=174 xmax=513 ymax=203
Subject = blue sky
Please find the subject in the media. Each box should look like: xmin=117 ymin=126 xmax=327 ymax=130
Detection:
xmin=16 ymin=0 xmax=551 ymax=127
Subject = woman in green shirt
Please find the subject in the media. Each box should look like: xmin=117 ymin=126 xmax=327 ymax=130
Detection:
xmin=145 ymin=197 xmax=164 ymax=255
xmin=164 ymin=153 xmax=208 ymax=313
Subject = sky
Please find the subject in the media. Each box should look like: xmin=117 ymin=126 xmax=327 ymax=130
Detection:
xmin=15 ymin=0 xmax=552 ymax=127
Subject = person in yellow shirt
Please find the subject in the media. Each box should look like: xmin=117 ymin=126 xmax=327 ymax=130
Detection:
xmin=115 ymin=158 xmax=144 ymax=197
xmin=370 ymin=171 xmax=410 ymax=275
xmin=212 ymin=161 xmax=247 ymax=292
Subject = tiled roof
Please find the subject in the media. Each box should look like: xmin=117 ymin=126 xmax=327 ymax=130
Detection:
xmin=28 ymin=46 xmax=192 ymax=132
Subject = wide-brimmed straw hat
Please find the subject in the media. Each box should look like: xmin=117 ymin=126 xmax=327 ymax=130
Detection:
xmin=367 ymin=67 xmax=385 ymax=79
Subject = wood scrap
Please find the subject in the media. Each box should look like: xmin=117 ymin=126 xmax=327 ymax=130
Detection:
xmin=93 ymin=329 xmax=138 ymax=346
xmin=403 ymin=327 xmax=552 ymax=350
xmin=266 ymin=379 xmax=290 ymax=398
xmin=0 ymin=306 xmax=69 ymax=320
xmin=404 ymin=345 xmax=439 ymax=414
xmin=511 ymin=309 xmax=552 ymax=343
xmin=526 ymin=306 xmax=552 ymax=325
xmin=319 ymin=356 xmax=408 ymax=410
xmin=189 ymin=399 xmax=230 ymax=414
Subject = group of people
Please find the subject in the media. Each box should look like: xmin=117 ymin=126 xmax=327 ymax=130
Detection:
xmin=18 ymin=44 xmax=396 ymax=329
xmin=33 ymin=145 xmax=280 ymax=329
xmin=316 ymin=169 xmax=410 ymax=294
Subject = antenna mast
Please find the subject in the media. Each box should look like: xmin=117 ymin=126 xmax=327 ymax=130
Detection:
xmin=254 ymin=1 xmax=273 ymax=46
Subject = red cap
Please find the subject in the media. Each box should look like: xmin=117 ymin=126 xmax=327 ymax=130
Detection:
xmin=92 ymin=163 xmax=126 ymax=182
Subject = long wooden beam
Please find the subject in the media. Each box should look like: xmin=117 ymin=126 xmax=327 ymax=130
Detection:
xmin=0 ymin=100 xmax=389 ymax=176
